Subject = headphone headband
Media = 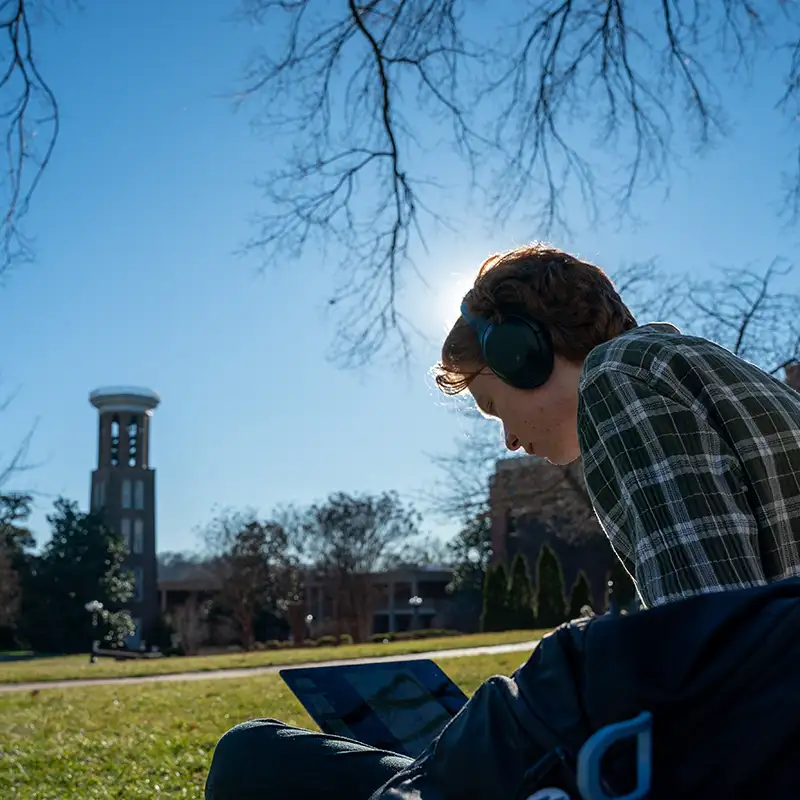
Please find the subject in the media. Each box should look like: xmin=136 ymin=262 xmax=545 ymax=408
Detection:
xmin=460 ymin=299 xmax=490 ymax=343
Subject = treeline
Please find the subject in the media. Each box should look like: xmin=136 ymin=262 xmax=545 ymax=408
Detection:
xmin=1 ymin=488 xmax=640 ymax=656
xmin=481 ymin=545 xmax=637 ymax=631
xmin=0 ymin=489 xmax=439 ymax=654
xmin=194 ymin=491 xmax=437 ymax=651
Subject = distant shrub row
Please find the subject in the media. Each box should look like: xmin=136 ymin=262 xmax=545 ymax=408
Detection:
xmin=251 ymin=629 xmax=462 ymax=650
xmin=368 ymin=628 xmax=461 ymax=643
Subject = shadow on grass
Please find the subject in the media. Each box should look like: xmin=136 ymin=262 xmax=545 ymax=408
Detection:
xmin=0 ymin=651 xmax=77 ymax=663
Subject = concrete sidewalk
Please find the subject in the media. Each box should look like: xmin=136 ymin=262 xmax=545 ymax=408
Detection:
xmin=0 ymin=639 xmax=540 ymax=695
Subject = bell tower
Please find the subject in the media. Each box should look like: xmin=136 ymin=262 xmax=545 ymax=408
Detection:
xmin=89 ymin=386 xmax=160 ymax=649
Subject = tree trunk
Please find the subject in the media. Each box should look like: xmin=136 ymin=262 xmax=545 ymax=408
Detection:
xmin=235 ymin=603 xmax=255 ymax=651
xmin=286 ymin=601 xmax=307 ymax=645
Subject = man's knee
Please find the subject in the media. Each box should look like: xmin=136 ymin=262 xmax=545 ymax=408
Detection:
xmin=205 ymin=718 xmax=288 ymax=799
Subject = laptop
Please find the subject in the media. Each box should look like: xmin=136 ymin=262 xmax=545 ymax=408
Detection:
xmin=280 ymin=658 xmax=469 ymax=758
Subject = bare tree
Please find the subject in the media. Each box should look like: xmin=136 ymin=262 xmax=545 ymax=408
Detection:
xmin=686 ymin=258 xmax=800 ymax=375
xmin=238 ymin=1 xmax=800 ymax=363
xmin=432 ymin=260 xmax=800 ymax=541
xmin=201 ymin=507 xmax=293 ymax=651
xmin=0 ymin=379 xmax=37 ymax=491
xmin=291 ymin=491 xmax=422 ymax=642
xmin=171 ymin=595 xmax=209 ymax=657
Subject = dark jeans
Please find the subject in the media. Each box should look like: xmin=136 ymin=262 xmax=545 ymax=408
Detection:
xmin=204 ymin=673 xmax=552 ymax=799
xmin=205 ymin=718 xmax=412 ymax=799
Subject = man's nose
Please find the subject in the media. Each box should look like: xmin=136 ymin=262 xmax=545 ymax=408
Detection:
xmin=504 ymin=430 xmax=520 ymax=451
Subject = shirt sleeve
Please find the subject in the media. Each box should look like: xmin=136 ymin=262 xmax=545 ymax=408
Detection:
xmin=577 ymin=366 xmax=765 ymax=608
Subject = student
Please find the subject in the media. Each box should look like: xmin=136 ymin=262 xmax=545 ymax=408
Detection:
xmin=205 ymin=243 xmax=800 ymax=799
xmin=435 ymin=243 xmax=800 ymax=608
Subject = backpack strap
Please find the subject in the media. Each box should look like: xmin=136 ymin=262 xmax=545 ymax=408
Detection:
xmin=576 ymin=712 xmax=653 ymax=800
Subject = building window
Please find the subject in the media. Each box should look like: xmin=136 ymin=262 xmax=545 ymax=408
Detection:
xmin=133 ymin=567 xmax=143 ymax=602
xmin=134 ymin=480 xmax=144 ymax=510
xmin=122 ymin=480 xmax=132 ymax=509
xmin=110 ymin=416 xmax=120 ymax=466
xmin=133 ymin=519 xmax=144 ymax=554
xmin=121 ymin=518 xmax=131 ymax=552
xmin=127 ymin=416 xmax=139 ymax=467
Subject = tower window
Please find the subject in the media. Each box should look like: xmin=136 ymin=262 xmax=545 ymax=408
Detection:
xmin=92 ymin=483 xmax=106 ymax=509
xmin=121 ymin=518 xmax=131 ymax=552
xmin=133 ymin=519 xmax=144 ymax=554
xmin=133 ymin=567 xmax=143 ymax=602
xmin=110 ymin=416 xmax=120 ymax=466
xmin=127 ymin=416 xmax=139 ymax=467
xmin=134 ymin=480 xmax=144 ymax=510
xmin=122 ymin=480 xmax=132 ymax=509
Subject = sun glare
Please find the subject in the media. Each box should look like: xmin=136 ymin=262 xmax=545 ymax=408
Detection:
xmin=436 ymin=270 xmax=476 ymax=333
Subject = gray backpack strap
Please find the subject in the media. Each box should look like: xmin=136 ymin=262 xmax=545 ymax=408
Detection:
xmin=576 ymin=712 xmax=652 ymax=800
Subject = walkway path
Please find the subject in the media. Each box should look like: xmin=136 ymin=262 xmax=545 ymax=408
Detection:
xmin=0 ymin=639 xmax=540 ymax=695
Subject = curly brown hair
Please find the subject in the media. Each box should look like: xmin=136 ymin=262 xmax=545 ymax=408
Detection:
xmin=434 ymin=243 xmax=637 ymax=394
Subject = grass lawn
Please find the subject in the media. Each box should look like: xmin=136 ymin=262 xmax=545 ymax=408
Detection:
xmin=0 ymin=630 xmax=544 ymax=685
xmin=0 ymin=650 xmax=528 ymax=799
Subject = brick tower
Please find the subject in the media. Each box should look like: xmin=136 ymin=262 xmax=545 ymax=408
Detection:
xmin=89 ymin=387 xmax=160 ymax=649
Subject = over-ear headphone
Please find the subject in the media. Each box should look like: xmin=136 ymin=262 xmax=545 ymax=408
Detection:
xmin=460 ymin=300 xmax=554 ymax=389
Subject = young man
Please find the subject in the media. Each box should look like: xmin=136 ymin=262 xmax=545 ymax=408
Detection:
xmin=436 ymin=243 xmax=800 ymax=608
xmin=205 ymin=244 xmax=800 ymax=799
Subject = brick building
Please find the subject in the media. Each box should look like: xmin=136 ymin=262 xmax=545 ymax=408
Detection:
xmin=303 ymin=565 xmax=459 ymax=637
xmin=787 ymin=363 xmax=799 ymax=392
xmin=489 ymin=455 xmax=616 ymax=612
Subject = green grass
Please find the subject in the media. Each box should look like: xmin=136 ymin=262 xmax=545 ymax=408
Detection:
xmin=0 ymin=650 xmax=529 ymax=799
xmin=0 ymin=630 xmax=544 ymax=685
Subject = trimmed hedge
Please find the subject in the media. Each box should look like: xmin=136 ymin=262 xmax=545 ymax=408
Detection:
xmin=369 ymin=628 xmax=461 ymax=643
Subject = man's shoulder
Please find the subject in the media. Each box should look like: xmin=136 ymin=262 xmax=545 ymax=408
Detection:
xmin=581 ymin=323 xmax=746 ymax=389
xmin=579 ymin=324 xmax=800 ymax=415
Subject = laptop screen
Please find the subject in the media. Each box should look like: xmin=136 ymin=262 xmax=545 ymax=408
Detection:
xmin=280 ymin=659 xmax=469 ymax=757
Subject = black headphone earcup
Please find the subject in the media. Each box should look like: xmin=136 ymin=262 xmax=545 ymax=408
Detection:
xmin=483 ymin=317 xmax=554 ymax=389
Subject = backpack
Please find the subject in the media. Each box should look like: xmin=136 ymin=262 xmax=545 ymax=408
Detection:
xmin=370 ymin=579 xmax=800 ymax=799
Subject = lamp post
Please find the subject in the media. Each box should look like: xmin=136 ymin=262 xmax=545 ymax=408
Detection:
xmin=85 ymin=600 xmax=103 ymax=663
xmin=408 ymin=595 xmax=423 ymax=631
xmin=305 ymin=613 xmax=314 ymax=640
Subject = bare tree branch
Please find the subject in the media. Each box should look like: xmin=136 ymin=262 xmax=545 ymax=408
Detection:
xmin=239 ymin=1 xmax=800 ymax=363
xmin=0 ymin=0 xmax=59 ymax=280
xmin=0 ymin=376 xmax=37 ymax=493
xmin=0 ymin=424 xmax=33 ymax=490
xmin=239 ymin=0 xmax=484 ymax=366
xmin=686 ymin=258 xmax=800 ymax=374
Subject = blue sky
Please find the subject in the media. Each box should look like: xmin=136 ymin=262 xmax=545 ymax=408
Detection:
xmin=0 ymin=3 xmax=798 ymax=552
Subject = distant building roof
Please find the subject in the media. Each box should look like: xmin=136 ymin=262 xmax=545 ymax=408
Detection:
xmin=89 ymin=386 xmax=161 ymax=414
xmin=157 ymin=558 xmax=221 ymax=591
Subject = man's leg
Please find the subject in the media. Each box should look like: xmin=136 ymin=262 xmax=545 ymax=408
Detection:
xmin=205 ymin=718 xmax=413 ymax=800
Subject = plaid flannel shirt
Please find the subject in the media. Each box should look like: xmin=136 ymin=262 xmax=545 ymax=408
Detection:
xmin=577 ymin=323 xmax=800 ymax=609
